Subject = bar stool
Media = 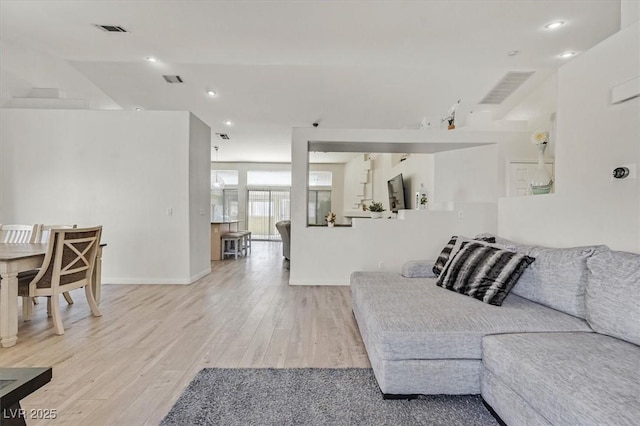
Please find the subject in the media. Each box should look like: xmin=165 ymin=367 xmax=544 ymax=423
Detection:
xmin=221 ymin=232 xmax=244 ymax=259
xmin=238 ymin=230 xmax=252 ymax=255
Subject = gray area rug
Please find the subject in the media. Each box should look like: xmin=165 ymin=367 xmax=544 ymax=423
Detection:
xmin=161 ymin=368 xmax=498 ymax=425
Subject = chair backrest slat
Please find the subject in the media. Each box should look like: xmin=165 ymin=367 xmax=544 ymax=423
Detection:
xmin=0 ymin=224 xmax=40 ymax=243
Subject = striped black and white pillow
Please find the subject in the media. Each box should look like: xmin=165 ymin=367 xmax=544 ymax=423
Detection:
xmin=436 ymin=241 xmax=535 ymax=306
xmin=432 ymin=235 xmax=496 ymax=277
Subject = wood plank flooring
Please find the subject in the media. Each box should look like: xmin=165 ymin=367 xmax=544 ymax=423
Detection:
xmin=0 ymin=242 xmax=370 ymax=425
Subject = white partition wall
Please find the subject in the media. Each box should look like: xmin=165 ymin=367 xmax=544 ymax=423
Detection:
xmin=189 ymin=113 xmax=214 ymax=281
xmin=0 ymin=109 xmax=212 ymax=284
xmin=291 ymin=203 xmax=498 ymax=285
xmin=290 ymin=127 xmax=528 ymax=286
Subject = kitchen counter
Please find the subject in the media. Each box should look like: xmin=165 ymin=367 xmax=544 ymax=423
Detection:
xmin=211 ymin=221 xmax=241 ymax=260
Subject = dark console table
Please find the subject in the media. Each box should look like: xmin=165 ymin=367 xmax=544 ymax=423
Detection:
xmin=0 ymin=368 xmax=52 ymax=426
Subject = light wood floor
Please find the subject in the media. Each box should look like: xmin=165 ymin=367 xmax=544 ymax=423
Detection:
xmin=1 ymin=242 xmax=370 ymax=425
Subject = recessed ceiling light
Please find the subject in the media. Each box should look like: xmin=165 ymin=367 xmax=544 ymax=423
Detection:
xmin=207 ymin=90 xmax=217 ymax=97
xmin=135 ymin=107 xmax=143 ymax=111
xmin=559 ymin=51 xmax=576 ymax=58
xmin=145 ymin=56 xmax=158 ymax=62
xmin=545 ymin=21 xmax=565 ymax=30
xmin=507 ymin=50 xmax=519 ymax=56
xmin=224 ymin=120 xmax=233 ymax=126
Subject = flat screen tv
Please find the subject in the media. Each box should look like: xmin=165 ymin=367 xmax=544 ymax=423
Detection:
xmin=387 ymin=173 xmax=406 ymax=213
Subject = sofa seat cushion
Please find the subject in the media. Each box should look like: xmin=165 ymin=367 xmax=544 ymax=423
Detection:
xmin=350 ymin=272 xmax=591 ymax=361
xmin=482 ymin=332 xmax=640 ymax=426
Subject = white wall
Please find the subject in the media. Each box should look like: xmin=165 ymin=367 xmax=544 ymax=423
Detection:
xmin=433 ymin=145 xmax=500 ymax=203
xmin=0 ymin=109 xmax=211 ymax=284
xmin=622 ymin=0 xmax=640 ymax=28
xmin=503 ymin=73 xmax=558 ymax=158
xmin=0 ymin=40 xmax=120 ymax=110
xmin=189 ymin=114 xmax=213 ymax=281
xmin=499 ymin=22 xmax=640 ymax=252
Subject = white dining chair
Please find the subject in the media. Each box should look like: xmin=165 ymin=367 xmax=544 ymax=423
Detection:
xmin=36 ymin=224 xmax=78 ymax=244
xmin=19 ymin=226 xmax=103 ymax=335
xmin=28 ymin=225 xmax=78 ymax=306
xmin=0 ymin=224 xmax=40 ymax=243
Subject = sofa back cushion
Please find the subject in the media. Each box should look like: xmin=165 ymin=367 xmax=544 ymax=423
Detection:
xmin=586 ymin=249 xmax=640 ymax=346
xmin=510 ymin=245 xmax=607 ymax=318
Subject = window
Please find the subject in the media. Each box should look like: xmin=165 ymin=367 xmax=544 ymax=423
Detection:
xmin=309 ymin=171 xmax=333 ymax=187
xmin=212 ymin=189 xmax=238 ymax=222
xmin=211 ymin=170 xmax=239 ymax=186
xmin=211 ymin=170 xmax=239 ymax=222
xmin=223 ymin=189 xmax=239 ymax=220
xmin=308 ymin=171 xmax=332 ymax=225
xmin=247 ymin=170 xmax=291 ymax=186
xmin=308 ymin=190 xmax=332 ymax=225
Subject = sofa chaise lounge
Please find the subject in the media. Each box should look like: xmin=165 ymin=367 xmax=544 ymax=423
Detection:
xmin=350 ymin=235 xmax=640 ymax=424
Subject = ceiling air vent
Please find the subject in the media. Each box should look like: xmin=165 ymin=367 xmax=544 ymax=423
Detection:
xmin=93 ymin=24 xmax=128 ymax=33
xmin=479 ymin=71 xmax=535 ymax=104
xmin=216 ymin=133 xmax=230 ymax=140
xmin=162 ymin=75 xmax=184 ymax=84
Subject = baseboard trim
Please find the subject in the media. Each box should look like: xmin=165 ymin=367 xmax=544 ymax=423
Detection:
xmin=104 ymin=278 xmax=192 ymax=285
xmin=103 ymin=268 xmax=211 ymax=285
xmin=190 ymin=268 xmax=211 ymax=283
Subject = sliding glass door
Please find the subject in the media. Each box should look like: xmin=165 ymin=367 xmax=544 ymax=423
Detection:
xmin=247 ymin=189 xmax=290 ymax=240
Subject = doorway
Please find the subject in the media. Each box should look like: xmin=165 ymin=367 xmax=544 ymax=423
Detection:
xmin=247 ymin=189 xmax=290 ymax=240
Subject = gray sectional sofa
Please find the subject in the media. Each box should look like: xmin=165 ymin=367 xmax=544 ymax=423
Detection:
xmin=350 ymin=235 xmax=640 ymax=425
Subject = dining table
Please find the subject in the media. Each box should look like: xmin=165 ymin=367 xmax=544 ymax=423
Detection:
xmin=0 ymin=243 xmax=105 ymax=348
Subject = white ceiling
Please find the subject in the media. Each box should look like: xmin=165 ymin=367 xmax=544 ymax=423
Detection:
xmin=0 ymin=1 xmax=621 ymax=163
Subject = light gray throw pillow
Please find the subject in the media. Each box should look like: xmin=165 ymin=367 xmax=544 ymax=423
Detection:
xmin=402 ymin=260 xmax=437 ymax=278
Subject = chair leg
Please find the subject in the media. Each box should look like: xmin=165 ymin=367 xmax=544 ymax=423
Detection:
xmin=62 ymin=291 xmax=74 ymax=305
xmin=46 ymin=297 xmax=52 ymax=317
xmin=85 ymin=285 xmax=102 ymax=317
xmin=50 ymin=296 xmax=65 ymax=335
xmin=22 ymin=297 xmax=33 ymax=321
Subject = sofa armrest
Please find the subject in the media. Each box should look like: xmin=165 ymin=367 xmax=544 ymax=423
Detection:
xmin=401 ymin=260 xmax=437 ymax=278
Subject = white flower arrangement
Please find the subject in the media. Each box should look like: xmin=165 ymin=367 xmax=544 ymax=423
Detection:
xmin=324 ymin=212 xmax=336 ymax=224
xmin=530 ymin=130 xmax=549 ymax=145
